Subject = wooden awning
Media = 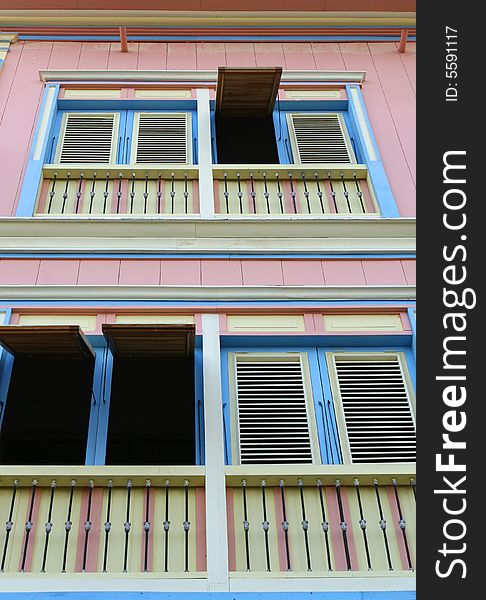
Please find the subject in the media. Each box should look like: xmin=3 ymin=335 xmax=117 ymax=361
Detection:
xmin=216 ymin=67 xmax=282 ymax=117
xmin=0 ymin=325 xmax=95 ymax=359
xmin=102 ymin=324 xmax=195 ymax=358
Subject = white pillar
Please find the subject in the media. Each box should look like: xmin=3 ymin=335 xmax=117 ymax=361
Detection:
xmin=201 ymin=314 xmax=229 ymax=591
xmin=196 ymin=89 xmax=215 ymax=218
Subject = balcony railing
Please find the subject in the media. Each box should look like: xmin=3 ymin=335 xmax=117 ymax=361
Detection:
xmin=225 ymin=466 xmax=415 ymax=575
xmin=213 ymin=165 xmax=378 ymax=217
xmin=0 ymin=465 xmax=415 ymax=579
xmin=33 ymin=164 xmax=380 ymax=219
xmin=35 ymin=166 xmax=199 ymax=216
xmin=0 ymin=468 xmax=205 ymax=575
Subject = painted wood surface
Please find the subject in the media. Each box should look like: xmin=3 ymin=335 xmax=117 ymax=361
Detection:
xmin=0 ymin=258 xmax=416 ymax=287
xmin=0 ymin=41 xmax=415 ymax=216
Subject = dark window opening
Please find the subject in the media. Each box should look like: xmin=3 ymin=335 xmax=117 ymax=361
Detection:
xmin=105 ymin=355 xmax=195 ymax=465
xmin=0 ymin=356 xmax=94 ymax=465
xmin=215 ymin=115 xmax=279 ymax=164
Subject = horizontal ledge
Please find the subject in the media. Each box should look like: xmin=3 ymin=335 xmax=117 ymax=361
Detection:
xmin=39 ymin=69 xmax=367 ymax=85
xmin=43 ymin=164 xmax=198 ymax=179
xmin=213 ymin=164 xmax=368 ymax=179
xmin=2 ymin=10 xmax=416 ymax=28
xmin=225 ymin=463 xmax=415 ymax=487
xmin=0 ymin=465 xmax=206 ymax=488
xmin=0 ymin=285 xmax=416 ymax=301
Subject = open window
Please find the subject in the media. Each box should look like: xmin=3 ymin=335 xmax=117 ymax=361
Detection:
xmin=215 ymin=67 xmax=281 ymax=164
xmin=0 ymin=326 xmax=95 ymax=465
xmin=102 ymin=324 xmax=196 ymax=465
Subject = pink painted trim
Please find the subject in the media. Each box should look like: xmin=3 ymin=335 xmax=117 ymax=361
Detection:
xmin=273 ymin=486 xmax=290 ymax=572
xmin=194 ymin=313 xmax=203 ymax=336
xmin=192 ymin=180 xmax=200 ymax=214
xmin=324 ymin=485 xmax=346 ymax=571
xmin=387 ymin=485 xmax=412 ymax=570
xmin=360 ymin=178 xmax=376 ymax=213
xmin=18 ymin=486 xmax=42 ymax=572
xmin=303 ymin=313 xmax=315 ymax=334
xmin=219 ymin=313 xmax=228 ymax=334
xmin=9 ymin=312 xmax=19 ymax=324
xmin=213 ymin=179 xmax=221 ymax=214
xmin=195 ymin=487 xmax=207 ymax=572
xmin=225 ymin=487 xmax=236 ymax=572
xmin=36 ymin=179 xmax=51 ymax=214
xmin=140 ymin=486 xmax=155 ymax=572
xmin=399 ymin=310 xmax=411 ymax=332
xmin=312 ymin=312 xmax=326 ymax=333
xmin=75 ymin=487 xmax=102 ymax=572
xmin=340 ymin=486 xmax=358 ymax=570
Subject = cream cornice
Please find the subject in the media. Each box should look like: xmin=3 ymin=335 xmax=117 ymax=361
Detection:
xmin=39 ymin=69 xmax=366 ymax=85
xmin=0 ymin=11 xmax=416 ymax=28
xmin=0 ymin=217 xmax=416 ymax=254
xmin=0 ymin=285 xmax=415 ymax=301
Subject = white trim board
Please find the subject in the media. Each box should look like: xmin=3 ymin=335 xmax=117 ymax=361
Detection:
xmin=0 ymin=285 xmax=416 ymax=301
xmin=39 ymin=69 xmax=367 ymax=85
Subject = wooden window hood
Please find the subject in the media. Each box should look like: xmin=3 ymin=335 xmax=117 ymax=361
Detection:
xmin=102 ymin=323 xmax=195 ymax=358
xmin=0 ymin=325 xmax=95 ymax=359
xmin=216 ymin=67 xmax=282 ymax=117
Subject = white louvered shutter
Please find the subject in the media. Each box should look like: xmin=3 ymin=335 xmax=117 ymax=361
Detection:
xmin=288 ymin=113 xmax=353 ymax=164
xmin=57 ymin=113 xmax=117 ymax=163
xmin=235 ymin=356 xmax=313 ymax=465
xmin=332 ymin=355 xmax=416 ymax=463
xmin=133 ymin=113 xmax=190 ymax=164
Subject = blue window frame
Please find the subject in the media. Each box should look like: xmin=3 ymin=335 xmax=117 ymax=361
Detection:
xmin=221 ymin=338 xmax=416 ymax=466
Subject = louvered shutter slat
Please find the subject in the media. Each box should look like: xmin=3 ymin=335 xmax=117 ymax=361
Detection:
xmin=289 ymin=114 xmax=352 ymax=164
xmin=334 ymin=356 xmax=416 ymax=463
xmin=58 ymin=114 xmax=116 ymax=164
xmin=134 ymin=113 xmax=189 ymax=164
xmin=236 ymin=358 xmax=313 ymax=465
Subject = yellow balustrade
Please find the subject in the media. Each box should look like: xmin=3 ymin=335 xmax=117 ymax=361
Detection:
xmin=225 ymin=465 xmax=415 ymax=576
xmin=213 ymin=165 xmax=379 ymax=217
xmin=35 ymin=166 xmax=199 ymax=217
xmin=0 ymin=467 xmax=206 ymax=576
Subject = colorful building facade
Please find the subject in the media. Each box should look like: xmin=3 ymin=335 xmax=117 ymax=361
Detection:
xmin=0 ymin=3 xmax=416 ymax=599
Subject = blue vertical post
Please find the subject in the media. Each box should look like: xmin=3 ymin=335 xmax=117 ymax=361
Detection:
xmin=16 ymin=84 xmax=60 ymax=217
xmin=346 ymin=84 xmax=399 ymax=217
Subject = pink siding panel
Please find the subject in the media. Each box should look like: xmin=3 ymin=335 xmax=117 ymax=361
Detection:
xmin=339 ymin=43 xmax=416 ymax=217
xmin=282 ymin=260 xmax=324 ymax=286
xmin=401 ymin=260 xmax=416 ymax=285
xmin=77 ymin=260 xmax=120 ymax=285
xmin=47 ymin=41 xmax=82 ymax=69
xmin=201 ymin=260 xmax=243 ymax=286
xmin=369 ymin=43 xmax=416 ymax=183
xmin=0 ymin=259 xmax=40 ymax=284
xmin=362 ymin=260 xmax=408 ymax=285
xmin=37 ymin=259 xmax=80 ymax=285
xmin=398 ymin=42 xmax=416 ymax=95
xmin=0 ymin=42 xmax=23 ymax=120
xmin=136 ymin=42 xmax=168 ymax=70
xmin=241 ymin=260 xmax=284 ymax=286
xmin=254 ymin=43 xmax=286 ymax=67
xmin=107 ymin=42 xmax=140 ymax=69
xmin=77 ymin=42 xmax=110 ymax=69
xmin=119 ymin=260 xmax=161 ymax=285
xmin=311 ymin=42 xmax=345 ymax=70
xmin=224 ymin=43 xmax=256 ymax=67
xmin=321 ymin=260 xmax=365 ymax=285
xmin=196 ymin=43 xmax=227 ymax=70
xmin=283 ymin=42 xmax=316 ymax=70
xmin=0 ymin=42 xmax=52 ymax=216
xmin=160 ymin=260 xmax=201 ymax=285
xmin=167 ymin=43 xmax=197 ymax=70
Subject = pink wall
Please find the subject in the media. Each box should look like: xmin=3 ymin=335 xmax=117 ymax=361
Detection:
xmin=0 ymin=258 xmax=416 ymax=287
xmin=0 ymin=40 xmax=415 ymax=217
